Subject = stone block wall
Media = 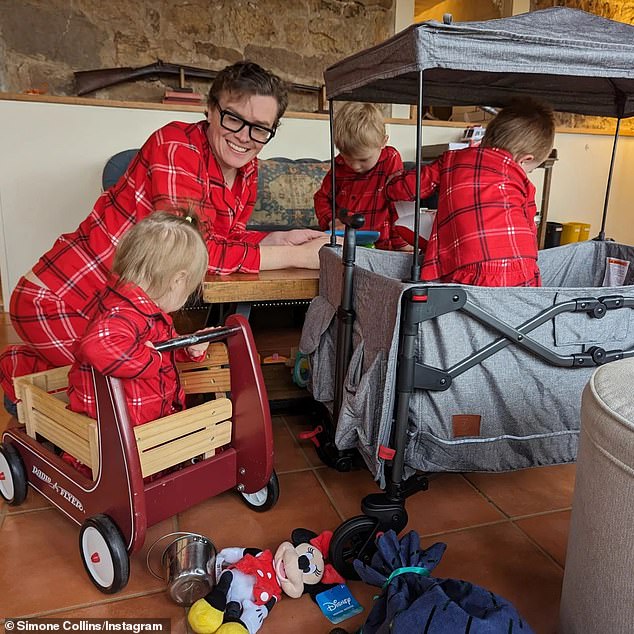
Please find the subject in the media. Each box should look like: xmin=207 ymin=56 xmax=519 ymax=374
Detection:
xmin=0 ymin=0 xmax=395 ymax=112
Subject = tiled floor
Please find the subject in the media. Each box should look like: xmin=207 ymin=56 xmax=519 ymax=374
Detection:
xmin=0 ymin=312 xmax=571 ymax=633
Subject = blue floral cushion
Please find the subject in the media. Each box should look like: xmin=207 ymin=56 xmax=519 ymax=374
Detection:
xmin=249 ymin=157 xmax=329 ymax=230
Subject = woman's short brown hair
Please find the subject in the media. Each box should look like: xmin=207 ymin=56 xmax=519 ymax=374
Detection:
xmin=480 ymin=97 xmax=555 ymax=164
xmin=113 ymin=210 xmax=208 ymax=304
xmin=208 ymin=61 xmax=289 ymax=124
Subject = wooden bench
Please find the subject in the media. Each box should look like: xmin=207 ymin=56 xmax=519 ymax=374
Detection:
xmin=13 ymin=342 xmax=233 ymax=480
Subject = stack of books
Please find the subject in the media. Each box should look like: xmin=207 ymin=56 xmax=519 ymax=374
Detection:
xmin=162 ymin=89 xmax=205 ymax=105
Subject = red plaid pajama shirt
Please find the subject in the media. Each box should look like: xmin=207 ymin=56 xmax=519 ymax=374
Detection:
xmin=386 ymin=147 xmax=541 ymax=287
xmin=62 ymin=279 xmax=203 ymax=476
xmin=314 ymin=146 xmax=408 ymax=250
xmin=0 ymin=120 xmax=264 ymax=402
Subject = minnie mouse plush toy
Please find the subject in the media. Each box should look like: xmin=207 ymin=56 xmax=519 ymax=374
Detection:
xmin=188 ymin=528 xmax=345 ymax=634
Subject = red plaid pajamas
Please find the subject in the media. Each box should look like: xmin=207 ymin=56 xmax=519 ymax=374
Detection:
xmin=62 ymin=279 xmax=203 ymax=477
xmin=0 ymin=120 xmax=264 ymax=403
xmin=67 ymin=279 xmax=201 ymax=426
xmin=386 ymin=147 xmax=541 ymax=287
xmin=314 ymin=146 xmax=407 ymax=250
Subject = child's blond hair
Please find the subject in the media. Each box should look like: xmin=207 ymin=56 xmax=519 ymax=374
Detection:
xmin=113 ymin=210 xmax=208 ymax=303
xmin=334 ymin=102 xmax=386 ymax=155
xmin=481 ymin=97 xmax=555 ymax=164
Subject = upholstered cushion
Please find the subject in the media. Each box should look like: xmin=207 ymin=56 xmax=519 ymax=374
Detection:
xmin=102 ymin=149 xmax=139 ymax=190
xmin=249 ymin=157 xmax=329 ymax=230
xmin=559 ymin=358 xmax=634 ymax=634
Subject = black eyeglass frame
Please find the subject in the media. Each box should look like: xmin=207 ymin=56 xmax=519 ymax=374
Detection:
xmin=216 ymin=104 xmax=277 ymax=144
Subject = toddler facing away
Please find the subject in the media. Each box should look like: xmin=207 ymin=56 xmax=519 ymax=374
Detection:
xmin=63 ymin=211 xmax=210 ymax=475
xmin=313 ymin=102 xmax=410 ymax=251
xmin=387 ymin=97 xmax=555 ymax=287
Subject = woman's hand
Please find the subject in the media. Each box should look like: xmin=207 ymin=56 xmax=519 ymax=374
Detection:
xmin=260 ymin=228 xmax=325 ymax=247
xmin=259 ymin=235 xmax=334 ymax=270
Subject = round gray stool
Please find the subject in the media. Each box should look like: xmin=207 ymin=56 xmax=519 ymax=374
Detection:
xmin=559 ymin=358 xmax=634 ymax=634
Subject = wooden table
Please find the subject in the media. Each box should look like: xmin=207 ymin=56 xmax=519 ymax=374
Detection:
xmin=202 ymin=268 xmax=320 ymax=316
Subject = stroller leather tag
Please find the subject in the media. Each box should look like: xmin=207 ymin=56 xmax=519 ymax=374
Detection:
xmin=452 ymin=414 xmax=481 ymax=437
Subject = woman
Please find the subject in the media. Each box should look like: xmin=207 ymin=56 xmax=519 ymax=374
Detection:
xmin=0 ymin=61 xmax=328 ymax=407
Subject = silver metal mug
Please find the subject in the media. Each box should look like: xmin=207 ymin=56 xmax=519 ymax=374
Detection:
xmin=147 ymin=532 xmax=216 ymax=606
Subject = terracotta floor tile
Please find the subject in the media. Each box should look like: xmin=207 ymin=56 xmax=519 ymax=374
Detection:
xmin=1 ymin=485 xmax=52 ymax=514
xmin=318 ymin=468 xmax=504 ymax=533
xmin=0 ymin=509 xmax=169 ymax=617
xmin=515 ymin=510 xmax=571 ymax=567
xmin=271 ymin=416 xmax=312 ymax=473
xmin=52 ymin=592 xmax=187 ymax=630
xmin=177 ymin=471 xmax=341 ymax=554
xmin=430 ymin=523 xmax=563 ymax=634
xmin=464 ymin=464 xmax=577 ymax=517
xmin=284 ymin=411 xmax=334 ymax=469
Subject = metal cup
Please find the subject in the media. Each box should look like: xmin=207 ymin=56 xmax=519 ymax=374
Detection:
xmin=147 ymin=532 xmax=216 ymax=606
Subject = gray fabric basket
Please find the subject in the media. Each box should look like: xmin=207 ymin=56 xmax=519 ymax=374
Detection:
xmin=300 ymin=241 xmax=634 ymax=485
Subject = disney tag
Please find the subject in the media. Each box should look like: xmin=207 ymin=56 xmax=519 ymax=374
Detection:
xmin=315 ymin=583 xmax=363 ymax=624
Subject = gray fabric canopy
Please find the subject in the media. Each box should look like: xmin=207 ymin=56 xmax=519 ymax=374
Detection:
xmin=324 ymin=7 xmax=634 ymax=117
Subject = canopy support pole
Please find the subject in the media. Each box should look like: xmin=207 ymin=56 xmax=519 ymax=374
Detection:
xmin=410 ymin=70 xmax=424 ymax=281
xmin=329 ymin=98 xmax=337 ymax=247
xmin=597 ymin=117 xmax=621 ymax=242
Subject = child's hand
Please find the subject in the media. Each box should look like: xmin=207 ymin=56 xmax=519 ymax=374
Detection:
xmin=144 ymin=341 xmax=156 ymax=349
xmin=187 ymin=342 xmax=209 ymax=358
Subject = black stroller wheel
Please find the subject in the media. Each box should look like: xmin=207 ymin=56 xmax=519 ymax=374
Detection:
xmin=330 ymin=515 xmax=379 ymax=580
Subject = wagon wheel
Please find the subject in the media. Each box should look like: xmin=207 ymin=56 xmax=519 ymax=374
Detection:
xmin=0 ymin=442 xmax=27 ymax=506
xmin=240 ymin=470 xmax=280 ymax=512
xmin=330 ymin=515 xmax=380 ymax=580
xmin=79 ymin=514 xmax=129 ymax=594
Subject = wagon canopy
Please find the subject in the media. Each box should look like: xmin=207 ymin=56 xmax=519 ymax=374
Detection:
xmin=324 ymin=7 xmax=634 ymax=118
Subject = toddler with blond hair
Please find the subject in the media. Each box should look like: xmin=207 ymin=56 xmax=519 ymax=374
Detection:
xmin=314 ymin=102 xmax=408 ymax=250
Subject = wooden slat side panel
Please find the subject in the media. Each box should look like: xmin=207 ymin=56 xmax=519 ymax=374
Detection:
xmin=30 ymin=387 xmax=92 ymax=441
xmin=134 ymin=398 xmax=232 ymax=451
xmin=180 ymin=368 xmax=231 ymax=394
xmin=14 ymin=366 xmax=70 ymax=392
xmin=177 ymin=342 xmax=228 ymax=371
xmin=139 ymin=420 xmax=232 ymax=477
xmin=34 ymin=412 xmax=93 ymax=467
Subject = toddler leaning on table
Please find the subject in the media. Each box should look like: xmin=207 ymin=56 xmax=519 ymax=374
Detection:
xmin=313 ymin=102 xmax=410 ymax=251
xmin=62 ymin=210 xmax=210 ymax=477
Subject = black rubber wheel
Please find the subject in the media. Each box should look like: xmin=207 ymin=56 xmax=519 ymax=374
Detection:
xmin=0 ymin=442 xmax=27 ymax=505
xmin=240 ymin=470 xmax=280 ymax=512
xmin=330 ymin=515 xmax=379 ymax=580
xmin=79 ymin=514 xmax=129 ymax=594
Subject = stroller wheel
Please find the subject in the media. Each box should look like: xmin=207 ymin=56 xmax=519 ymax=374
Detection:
xmin=79 ymin=514 xmax=130 ymax=594
xmin=0 ymin=442 xmax=27 ymax=505
xmin=240 ymin=470 xmax=280 ymax=512
xmin=330 ymin=515 xmax=379 ymax=580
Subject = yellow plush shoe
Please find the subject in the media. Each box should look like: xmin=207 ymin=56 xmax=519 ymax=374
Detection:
xmin=216 ymin=623 xmax=248 ymax=634
xmin=188 ymin=598 xmax=224 ymax=634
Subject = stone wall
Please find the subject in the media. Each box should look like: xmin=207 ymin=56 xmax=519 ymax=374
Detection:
xmin=0 ymin=0 xmax=395 ymax=112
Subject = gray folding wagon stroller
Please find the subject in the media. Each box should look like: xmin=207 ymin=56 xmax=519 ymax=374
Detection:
xmin=299 ymin=8 xmax=634 ymax=577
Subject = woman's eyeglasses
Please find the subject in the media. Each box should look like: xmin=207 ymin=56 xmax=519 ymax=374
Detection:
xmin=216 ymin=105 xmax=276 ymax=144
